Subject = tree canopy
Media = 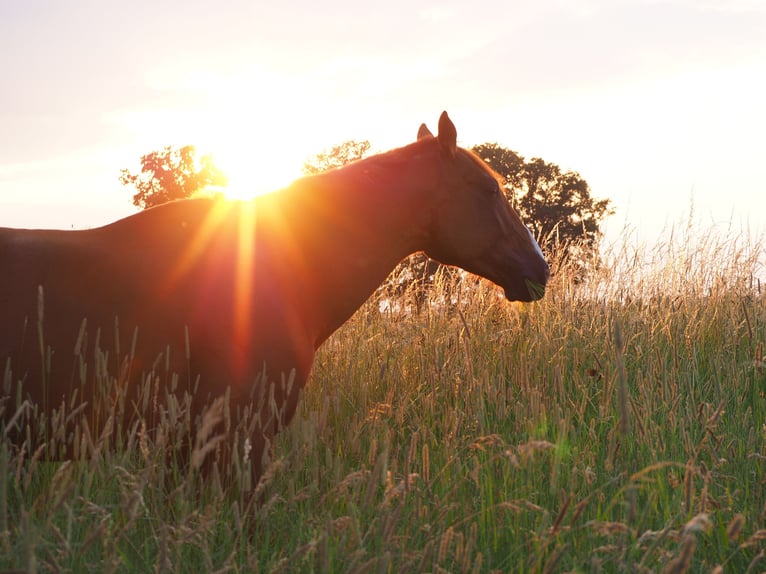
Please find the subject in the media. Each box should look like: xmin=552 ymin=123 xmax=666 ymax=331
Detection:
xmin=471 ymin=143 xmax=613 ymax=253
xmin=302 ymin=140 xmax=371 ymax=175
xmin=119 ymin=145 xmax=227 ymax=210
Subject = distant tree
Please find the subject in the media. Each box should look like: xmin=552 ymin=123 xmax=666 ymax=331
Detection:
xmin=302 ymin=140 xmax=371 ymax=175
xmin=119 ymin=145 xmax=227 ymax=210
xmin=472 ymin=143 xmax=613 ymax=260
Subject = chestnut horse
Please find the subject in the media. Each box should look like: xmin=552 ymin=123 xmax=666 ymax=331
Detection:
xmin=0 ymin=112 xmax=548 ymax=481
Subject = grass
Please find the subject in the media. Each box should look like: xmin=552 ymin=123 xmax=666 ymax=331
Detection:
xmin=2 ymin=222 xmax=765 ymax=573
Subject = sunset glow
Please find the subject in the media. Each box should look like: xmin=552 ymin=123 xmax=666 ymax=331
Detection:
xmin=108 ymin=72 xmax=313 ymax=201
xmin=159 ymin=200 xmax=234 ymax=296
xmin=213 ymin=143 xmax=303 ymax=200
xmin=188 ymin=74 xmax=314 ymax=199
xmin=232 ymin=202 xmax=256 ymax=377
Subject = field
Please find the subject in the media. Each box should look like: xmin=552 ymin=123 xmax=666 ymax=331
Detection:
xmin=2 ymin=224 xmax=765 ymax=573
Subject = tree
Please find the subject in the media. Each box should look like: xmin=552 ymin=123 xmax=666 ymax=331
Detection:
xmin=119 ymin=145 xmax=227 ymax=210
xmin=302 ymin=140 xmax=371 ymax=175
xmin=472 ymin=143 xmax=613 ymax=258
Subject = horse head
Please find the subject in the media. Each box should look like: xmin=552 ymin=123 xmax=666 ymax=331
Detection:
xmin=419 ymin=112 xmax=549 ymax=302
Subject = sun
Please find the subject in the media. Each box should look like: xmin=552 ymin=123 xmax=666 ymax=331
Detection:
xmin=179 ymin=73 xmax=316 ymax=201
xmin=213 ymin=143 xmax=304 ymax=200
xmin=126 ymin=66 xmax=369 ymax=201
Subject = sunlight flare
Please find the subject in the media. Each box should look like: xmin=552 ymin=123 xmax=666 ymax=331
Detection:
xmin=233 ymin=201 xmax=256 ymax=376
xmin=159 ymin=199 xmax=234 ymax=295
xmin=214 ymin=144 xmax=302 ymax=200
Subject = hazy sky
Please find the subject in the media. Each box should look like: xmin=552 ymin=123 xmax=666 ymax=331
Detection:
xmin=2 ymin=0 xmax=765 ymax=245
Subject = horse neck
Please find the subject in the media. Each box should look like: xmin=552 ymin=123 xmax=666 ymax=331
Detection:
xmin=262 ymin=150 xmax=437 ymax=346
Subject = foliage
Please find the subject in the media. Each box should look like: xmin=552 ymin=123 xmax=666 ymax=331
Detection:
xmin=2 ymin=224 xmax=765 ymax=572
xmin=302 ymin=140 xmax=371 ymax=175
xmin=119 ymin=145 xmax=227 ymax=210
xmin=472 ymin=143 xmax=613 ymax=257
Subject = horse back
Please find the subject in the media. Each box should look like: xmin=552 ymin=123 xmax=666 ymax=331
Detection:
xmin=0 ymin=202 xmax=215 ymax=403
xmin=0 ymin=198 xmax=314 ymax=413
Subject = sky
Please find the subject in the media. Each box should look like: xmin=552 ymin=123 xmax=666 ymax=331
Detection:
xmin=2 ymin=0 xmax=765 ymax=248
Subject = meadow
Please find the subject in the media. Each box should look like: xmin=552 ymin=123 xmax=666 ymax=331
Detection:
xmin=2 ymin=223 xmax=765 ymax=573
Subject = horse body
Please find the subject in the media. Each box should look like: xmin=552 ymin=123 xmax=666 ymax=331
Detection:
xmin=0 ymin=113 xmax=549 ymax=479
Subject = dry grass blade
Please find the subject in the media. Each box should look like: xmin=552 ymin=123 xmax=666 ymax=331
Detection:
xmin=613 ymin=319 xmax=629 ymax=438
xmin=726 ymin=513 xmax=745 ymax=543
xmin=2 ymin=401 xmax=31 ymax=437
xmin=681 ymin=513 xmax=712 ymax=535
xmin=191 ymin=395 xmax=226 ymax=470
xmin=662 ymin=534 xmax=697 ymax=574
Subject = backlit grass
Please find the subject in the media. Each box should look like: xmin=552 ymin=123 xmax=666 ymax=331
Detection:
xmin=2 ymin=223 xmax=765 ymax=573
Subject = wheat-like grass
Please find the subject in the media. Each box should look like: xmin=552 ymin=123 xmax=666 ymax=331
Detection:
xmin=1 ymin=221 xmax=765 ymax=572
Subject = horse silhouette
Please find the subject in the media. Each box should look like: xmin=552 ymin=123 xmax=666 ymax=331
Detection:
xmin=0 ymin=112 xmax=549 ymax=483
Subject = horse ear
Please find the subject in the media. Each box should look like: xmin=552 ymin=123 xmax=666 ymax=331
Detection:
xmin=437 ymin=111 xmax=457 ymax=159
xmin=417 ymin=123 xmax=433 ymax=140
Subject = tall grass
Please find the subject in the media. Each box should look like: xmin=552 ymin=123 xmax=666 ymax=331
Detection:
xmin=2 ymin=223 xmax=765 ymax=573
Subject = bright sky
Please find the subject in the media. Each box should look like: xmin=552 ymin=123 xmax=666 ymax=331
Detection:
xmin=2 ymin=0 xmax=765 ymax=247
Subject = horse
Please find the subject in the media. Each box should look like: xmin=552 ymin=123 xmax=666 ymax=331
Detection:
xmin=0 ymin=112 xmax=549 ymax=483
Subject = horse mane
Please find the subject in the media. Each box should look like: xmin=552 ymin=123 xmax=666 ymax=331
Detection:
xmin=457 ymin=146 xmax=507 ymax=186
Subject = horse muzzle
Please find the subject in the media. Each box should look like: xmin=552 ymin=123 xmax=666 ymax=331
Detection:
xmin=501 ymin=257 xmax=550 ymax=302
